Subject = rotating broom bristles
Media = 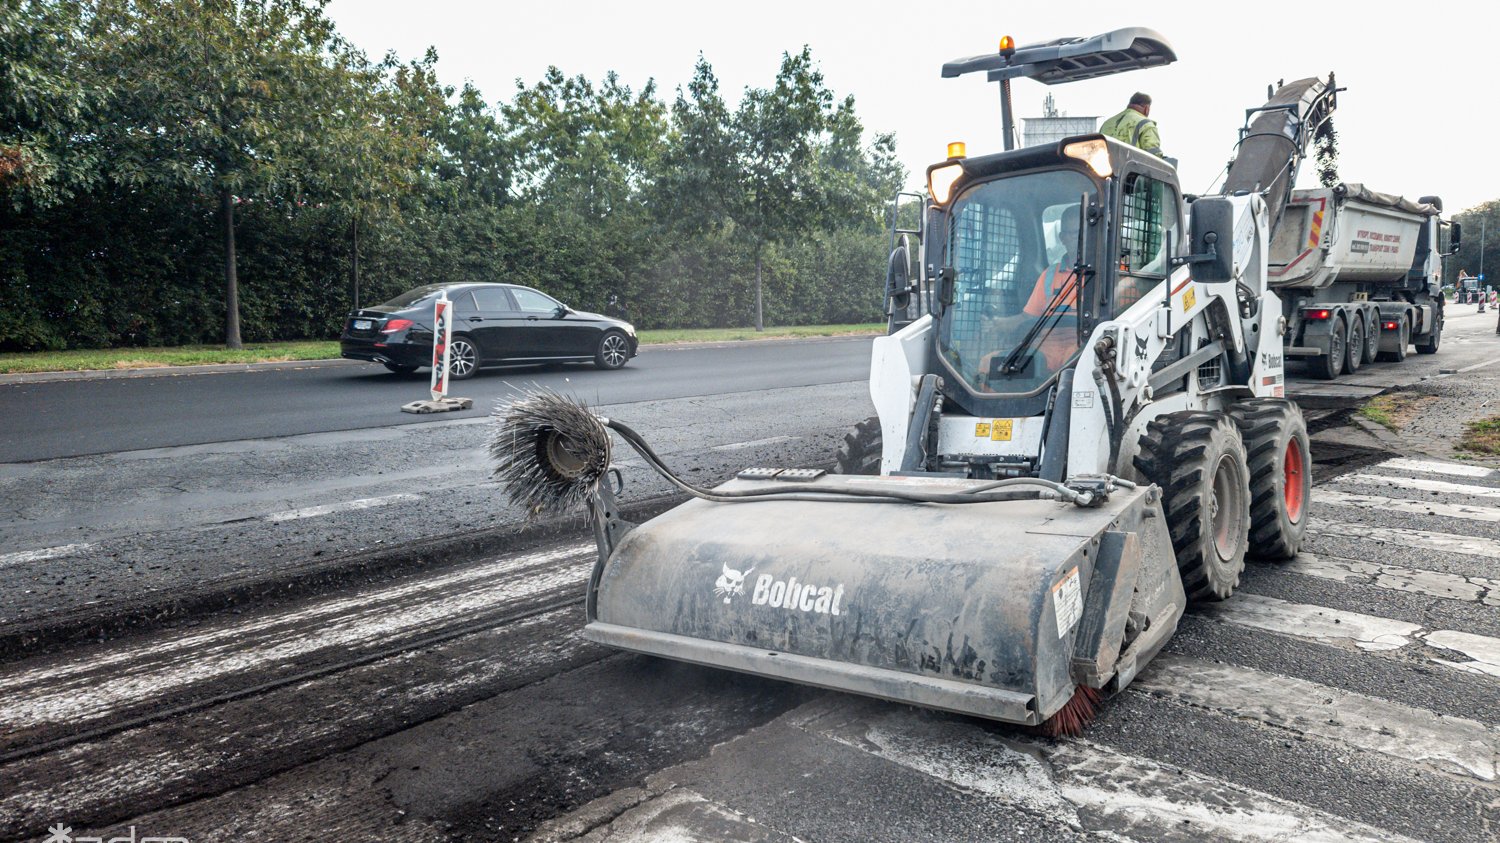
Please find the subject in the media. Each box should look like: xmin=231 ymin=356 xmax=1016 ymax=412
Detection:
xmin=489 ymin=390 xmax=612 ymax=517
xmin=1032 ymin=684 xmax=1102 ymax=738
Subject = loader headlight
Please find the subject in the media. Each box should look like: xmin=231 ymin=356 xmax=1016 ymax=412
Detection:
xmin=1063 ymin=139 xmax=1112 ymax=178
xmin=928 ymin=161 xmax=965 ymax=206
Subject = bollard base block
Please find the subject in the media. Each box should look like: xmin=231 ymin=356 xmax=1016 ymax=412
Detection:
xmin=400 ymin=396 xmax=474 ymax=414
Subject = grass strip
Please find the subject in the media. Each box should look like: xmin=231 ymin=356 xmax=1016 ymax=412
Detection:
xmin=0 ymin=324 xmax=884 ymax=374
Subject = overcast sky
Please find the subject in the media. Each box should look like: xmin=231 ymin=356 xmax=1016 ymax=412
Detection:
xmin=328 ymin=0 xmax=1493 ymax=214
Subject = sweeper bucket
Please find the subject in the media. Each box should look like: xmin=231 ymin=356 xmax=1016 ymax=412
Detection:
xmin=584 ymin=472 xmax=1185 ymax=728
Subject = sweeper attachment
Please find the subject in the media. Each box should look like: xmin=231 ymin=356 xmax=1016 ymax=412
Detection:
xmin=491 ymin=391 xmax=1185 ymax=736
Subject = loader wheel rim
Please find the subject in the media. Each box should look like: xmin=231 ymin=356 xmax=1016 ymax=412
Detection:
xmin=1284 ymin=437 xmax=1306 ymax=523
xmin=1211 ymin=453 xmax=1241 ymax=559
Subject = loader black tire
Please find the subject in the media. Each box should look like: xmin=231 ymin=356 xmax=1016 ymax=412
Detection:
xmin=1133 ymin=411 xmax=1251 ymax=602
xmin=835 ymin=416 xmax=882 ymax=475
xmin=1229 ymin=399 xmax=1311 ymax=560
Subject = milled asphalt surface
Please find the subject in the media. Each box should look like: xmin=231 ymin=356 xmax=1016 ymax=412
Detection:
xmin=4 ymin=311 xmax=1500 ymax=842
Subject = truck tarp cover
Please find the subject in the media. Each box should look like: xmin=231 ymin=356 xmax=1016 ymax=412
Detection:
xmin=1336 ymin=183 xmax=1438 ymax=216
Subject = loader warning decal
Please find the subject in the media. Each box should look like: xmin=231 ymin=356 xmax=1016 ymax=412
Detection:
xmin=1180 ymin=285 xmax=1197 ymax=313
xmin=975 ymin=419 xmax=1013 ymax=441
xmin=1052 ymin=566 xmax=1082 ymax=639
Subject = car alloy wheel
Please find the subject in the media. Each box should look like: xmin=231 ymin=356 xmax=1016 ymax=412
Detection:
xmin=595 ymin=332 xmax=629 ymax=370
xmin=448 ymin=337 xmax=478 ymax=380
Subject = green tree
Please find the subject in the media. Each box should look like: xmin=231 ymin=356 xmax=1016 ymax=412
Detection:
xmin=1450 ymin=202 xmax=1499 ymax=288
xmin=0 ymin=0 xmax=97 ymax=208
xmin=662 ymin=48 xmax=897 ymax=330
xmin=87 ymin=0 xmax=361 ymax=347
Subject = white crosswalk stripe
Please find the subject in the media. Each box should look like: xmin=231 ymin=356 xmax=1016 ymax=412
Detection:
xmin=1376 ymin=457 xmax=1496 ymax=478
xmin=1134 ymin=654 xmax=1500 ymax=783
xmin=1336 ymin=472 xmax=1500 ymax=500
xmin=1285 ymin=552 xmax=1500 ymax=607
xmin=1314 ymin=488 xmax=1500 ymax=523
xmin=1311 ymin=518 xmax=1500 ymax=558
xmin=1201 ymin=593 xmax=1500 ymax=677
xmin=799 ymin=701 xmax=1414 ymax=842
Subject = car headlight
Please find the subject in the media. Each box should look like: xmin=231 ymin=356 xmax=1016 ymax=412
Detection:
xmin=623 ymin=324 xmax=636 ymax=337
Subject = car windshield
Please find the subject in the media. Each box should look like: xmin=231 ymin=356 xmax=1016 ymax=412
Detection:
xmin=376 ymin=284 xmax=448 ymax=309
xmin=938 ymin=169 xmax=1097 ymax=395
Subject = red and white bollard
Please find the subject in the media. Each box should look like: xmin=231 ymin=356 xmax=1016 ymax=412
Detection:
xmin=401 ymin=292 xmax=473 ymax=414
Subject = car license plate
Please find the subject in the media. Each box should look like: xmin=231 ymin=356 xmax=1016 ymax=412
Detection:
xmin=353 ymin=319 xmax=372 ymax=330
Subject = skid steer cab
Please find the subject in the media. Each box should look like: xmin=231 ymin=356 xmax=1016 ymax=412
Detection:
xmin=862 ymin=131 xmax=1311 ymax=596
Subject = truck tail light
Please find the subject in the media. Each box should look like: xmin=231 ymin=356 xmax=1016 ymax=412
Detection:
xmin=1383 ymin=320 xmax=1398 ymax=330
xmin=1305 ymin=309 xmax=1332 ymax=320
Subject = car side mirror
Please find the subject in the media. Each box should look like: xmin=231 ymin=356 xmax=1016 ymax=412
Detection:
xmin=554 ymin=305 xmax=571 ymax=318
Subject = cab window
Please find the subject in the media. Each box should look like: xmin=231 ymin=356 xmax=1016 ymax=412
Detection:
xmin=1117 ymin=174 xmax=1180 ymax=310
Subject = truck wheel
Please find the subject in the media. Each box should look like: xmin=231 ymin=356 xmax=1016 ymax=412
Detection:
xmin=1344 ymin=317 xmax=1364 ymax=375
xmin=1134 ymin=411 xmax=1251 ymax=602
xmin=1362 ymin=313 xmax=1380 ymax=364
xmin=1415 ymin=307 xmax=1443 ymax=354
xmin=1229 ymin=399 xmax=1310 ymax=560
xmin=835 ymin=417 xmax=882 ymax=475
xmin=1376 ymin=319 xmax=1408 ymax=363
xmin=1308 ymin=317 xmax=1346 ymax=380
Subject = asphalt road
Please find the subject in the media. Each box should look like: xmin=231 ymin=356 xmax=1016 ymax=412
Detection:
xmin=0 ymin=338 xmax=874 ymax=463
xmin=5 ymin=310 xmax=1500 ymax=841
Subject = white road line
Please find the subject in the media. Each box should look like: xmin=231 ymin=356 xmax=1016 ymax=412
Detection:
xmin=0 ymin=543 xmax=593 ymax=695
xmin=1376 ymin=457 xmax=1495 ymax=478
xmin=263 ymin=493 xmax=423 ymax=522
xmin=0 ymin=609 xmax=589 ymax=828
xmin=1314 ymin=518 xmax=1500 ymax=558
xmin=1286 ymin=553 xmax=1500 ymax=607
xmin=710 ymin=435 xmax=800 ymax=451
xmin=0 ymin=543 xmax=91 ymax=568
xmin=1337 ymin=473 xmax=1500 ymax=500
xmin=801 ymin=703 xmax=1407 ymax=842
xmin=1425 ymin=631 xmax=1500 ymax=680
xmin=0 ymin=557 xmax=592 ymax=730
xmin=1204 ymin=593 xmax=1420 ymax=651
xmin=1315 ymin=489 xmax=1500 ymax=523
xmin=1204 ymin=594 xmax=1500 ymax=678
xmin=1135 ymin=654 xmax=1500 ymax=783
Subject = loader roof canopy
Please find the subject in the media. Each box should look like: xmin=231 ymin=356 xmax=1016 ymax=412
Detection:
xmin=942 ymin=27 xmax=1176 ymax=84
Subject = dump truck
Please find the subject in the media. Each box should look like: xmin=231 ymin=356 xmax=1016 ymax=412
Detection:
xmin=492 ymin=29 xmax=1332 ymax=735
xmin=1225 ymin=83 xmax=1460 ymax=379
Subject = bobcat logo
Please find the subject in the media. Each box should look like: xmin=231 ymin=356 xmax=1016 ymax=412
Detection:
xmin=713 ymin=563 xmax=754 ymax=603
xmin=1134 ymin=333 xmax=1149 ymax=361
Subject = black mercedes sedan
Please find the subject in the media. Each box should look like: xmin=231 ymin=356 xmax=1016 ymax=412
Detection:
xmin=339 ymin=282 xmax=638 ymax=378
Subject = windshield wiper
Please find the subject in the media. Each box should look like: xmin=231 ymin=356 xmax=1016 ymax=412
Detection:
xmin=994 ymin=261 xmax=1085 ymax=377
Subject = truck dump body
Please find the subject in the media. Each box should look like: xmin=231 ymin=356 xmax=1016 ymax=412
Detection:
xmin=1269 ymin=183 xmax=1438 ymax=290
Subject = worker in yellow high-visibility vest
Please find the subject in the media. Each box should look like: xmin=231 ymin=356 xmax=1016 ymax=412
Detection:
xmin=1101 ymin=92 xmax=1163 ymax=157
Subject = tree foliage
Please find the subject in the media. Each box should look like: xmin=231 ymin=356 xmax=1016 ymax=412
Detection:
xmin=0 ymin=2 xmax=904 ymax=351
